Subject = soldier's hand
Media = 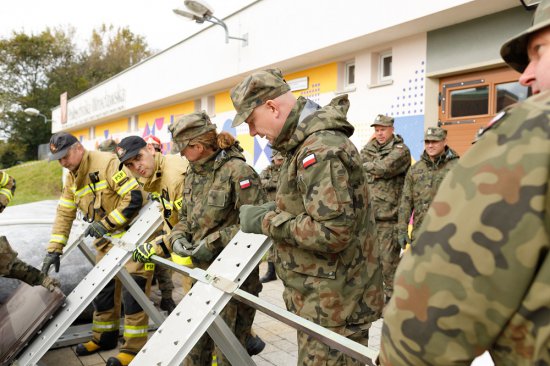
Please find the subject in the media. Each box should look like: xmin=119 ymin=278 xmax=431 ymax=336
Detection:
xmin=133 ymin=242 xmax=156 ymax=263
xmin=171 ymin=236 xmax=194 ymax=257
xmin=239 ymin=202 xmax=276 ymax=234
xmin=84 ymin=221 xmax=108 ymax=238
xmin=189 ymin=240 xmax=214 ymax=262
xmin=42 ymin=252 xmax=61 ymax=274
xmin=397 ymin=233 xmax=410 ymax=250
xmin=41 ymin=275 xmax=60 ymax=292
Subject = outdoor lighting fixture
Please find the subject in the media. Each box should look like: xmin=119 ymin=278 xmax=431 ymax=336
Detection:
xmin=24 ymin=107 xmax=50 ymax=123
xmin=173 ymin=0 xmax=248 ymax=46
xmin=520 ymin=0 xmax=541 ymax=10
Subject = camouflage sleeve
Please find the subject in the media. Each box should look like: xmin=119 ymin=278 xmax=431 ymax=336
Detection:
xmin=364 ymin=145 xmax=410 ymax=178
xmin=397 ymin=168 xmax=414 ymax=236
xmin=0 ymin=170 xmax=15 ymax=207
xmin=100 ymin=162 xmax=144 ymax=231
xmin=263 ymin=147 xmax=356 ymax=253
xmin=380 ymin=99 xmax=550 ymax=365
xmin=48 ymin=177 xmax=78 ymax=253
xmin=204 ymin=162 xmax=266 ymax=253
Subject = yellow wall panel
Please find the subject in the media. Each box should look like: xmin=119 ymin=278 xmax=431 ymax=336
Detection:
xmin=97 ymin=118 xmax=127 ymax=140
xmin=138 ymin=101 xmax=194 ymax=130
xmin=286 ymin=63 xmax=338 ymax=96
xmin=215 ymin=91 xmax=233 ymax=114
xmin=72 ymin=128 xmax=88 ymax=141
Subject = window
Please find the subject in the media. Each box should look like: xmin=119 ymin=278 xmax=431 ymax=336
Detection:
xmin=496 ymin=81 xmax=531 ymax=111
xmin=450 ymin=86 xmax=489 ymax=117
xmin=379 ymin=51 xmax=392 ymax=82
xmin=345 ymin=61 xmax=355 ymax=89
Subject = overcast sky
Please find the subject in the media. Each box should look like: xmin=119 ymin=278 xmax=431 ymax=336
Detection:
xmin=0 ymin=0 xmax=253 ymax=52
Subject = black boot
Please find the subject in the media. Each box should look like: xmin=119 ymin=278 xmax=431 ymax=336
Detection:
xmin=260 ymin=262 xmax=277 ymax=283
xmin=246 ymin=334 xmax=266 ymax=356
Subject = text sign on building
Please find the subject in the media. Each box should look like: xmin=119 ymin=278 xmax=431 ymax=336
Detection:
xmin=287 ymin=77 xmax=309 ymax=92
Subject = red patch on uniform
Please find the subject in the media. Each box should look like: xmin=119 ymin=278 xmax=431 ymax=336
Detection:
xmin=239 ymin=179 xmax=251 ymax=189
xmin=303 ymin=154 xmax=317 ymax=169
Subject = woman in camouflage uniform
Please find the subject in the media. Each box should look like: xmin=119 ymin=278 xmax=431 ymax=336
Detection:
xmin=167 ymin=111 xmax=266 ymax=366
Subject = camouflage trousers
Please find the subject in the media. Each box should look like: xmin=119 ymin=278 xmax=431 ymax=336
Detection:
xmin=297 ymin=323 xmax=370 ymax=366
xmin=375 ymin=222 xmax=401 ymax=299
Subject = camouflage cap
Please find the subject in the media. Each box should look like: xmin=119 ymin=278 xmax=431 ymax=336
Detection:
xmin=169 ymin=111 xmax=216 ymax=153
xmin=501 ymin=0 xmax=550 ymax=72
xmin=370 ymin=114 xmax=394 ymax=127
xmin=230 ymin=68 xmax=291 ymax=127
xmin=98 ymin=139 xmax=117 ymax=153
xmin=424 ymin=126 xmax=447 ymax=141
xmin=49 ymin=132 xmax=79 ymax=161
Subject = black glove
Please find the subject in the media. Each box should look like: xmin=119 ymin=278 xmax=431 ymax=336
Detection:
xmin=84 ymin=221 xmax=108 ymax=238
xmin=42 ymin=252 xmax=61 ymax=274
xmin=397 ymin=232 xmax=411 ymax=250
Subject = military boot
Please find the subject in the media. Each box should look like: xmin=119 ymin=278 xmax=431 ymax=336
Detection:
xmin=260 ymin=262 xmax=277 ymax=283
xmin=246 ymin=334 xmax=266 ymax=356
xmin=106 ymin=352 xmax=134 ymax=366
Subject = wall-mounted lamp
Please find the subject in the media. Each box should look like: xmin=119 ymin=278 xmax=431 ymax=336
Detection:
xmin=173 ymin=0 xmax=248 ymax=46
xmin=24 ymin=108 xmax=50 ymax=123
xmin=520 ymin=0 xmax=541 ymax=10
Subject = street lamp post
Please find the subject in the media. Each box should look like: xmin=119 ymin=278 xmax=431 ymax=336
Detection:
xmin=24 ymin=108 xmax=50 ymax=123
xmin=173 ymin=0 xmax=248 ymax=46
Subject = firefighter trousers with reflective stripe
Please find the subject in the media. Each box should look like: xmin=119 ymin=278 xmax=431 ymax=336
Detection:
xmin=92 ymin=240 xmax=153 ymax=354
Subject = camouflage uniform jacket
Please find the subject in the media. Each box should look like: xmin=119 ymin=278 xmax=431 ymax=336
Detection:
xmin=0 ymin=170 xmax=15 ymax=207
xmin=48 ymin=150 xmax=147 ymax=253
xmin=260 ymin=162 xmax=281 ymax=201
xmin=380 ymin=90 xmax=550 ymax=365
xmin=170 ymin=143 xmax=266 ymax=266
xmin=397 ymin=147 xmax=459 ymax=242
xmin=138 ymin=153 xmax=188 ymax=253
xmin=361 ymin=135 xmax=411 ymax=221
xmin=263 ymin=95 xmax=383 ymax=327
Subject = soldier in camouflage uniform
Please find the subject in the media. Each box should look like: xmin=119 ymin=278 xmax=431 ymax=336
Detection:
xmin=117 ymin=135 xmax=189 ymax=314
xmin=258 ymin=150 xmax=284 ymax=283
xmin=0 ymin=168 xmax=59 ymax=291
xmin=42 ymin=132 xmax=150 ymax=366
xmin=167 ymin=111 xmax=265 ymax=366
xmin=360 ymin=115 xmax=410 ymax=301
xmin=98 ymin=139 xmax=117 ymax=153
xmin=380 ymin=1 xmax=550 ymax=364
xmin=396 ymin=127 xmax=459 ymax=248
xmin=232 ymin=69 xmax=383 ymax=366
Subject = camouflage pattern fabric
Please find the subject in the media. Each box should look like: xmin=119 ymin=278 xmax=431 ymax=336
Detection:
xmin=361 ymin=134 xmax=410 ymax=298
xmin=397 ymin=147 xmax=459 ymax=244
xmin=262 ymin=95 xmax=383 ymax=365
xmin=170 ymin=143 xmax=266 ymax=366
xmin=260 ymin=161 xmax=281 ymax=262
xmin=380 ymin=90 xmax=550 ymax=365
xmin=0 ymin=235 xmax=17 ymax=276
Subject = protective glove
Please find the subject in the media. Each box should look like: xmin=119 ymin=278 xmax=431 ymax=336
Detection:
xmin=171 ymin=236 xmax=194 ymax=257
xmin=133 ymin=242 xmax=156 ymax=263
xmin=239 ymin=202 xmax=277 ymax=234
xmin=189 ymin=240 xmax=214 ymax=262
xmin=41 ymin=252 xmax=61 ymax=274
xmin=41 ymin=276 xmax=60 ymax=292
xmin=84 ymin=221 xmax=108 ymax=238
xmin=397 ymin=232 xmax=410 ymax=250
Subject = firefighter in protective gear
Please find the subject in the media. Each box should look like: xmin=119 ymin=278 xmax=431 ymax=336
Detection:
xmin=42 ymin=132 xmax=151 ymax=366
xmin=0 ymin=169 xmax=15 ymax=212
xmin=117 ymin=135 xmax=193 ymax=308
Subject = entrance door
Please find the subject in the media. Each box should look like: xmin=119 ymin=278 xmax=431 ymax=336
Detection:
xmin=438 ymin=67 xmax=531 ymax=156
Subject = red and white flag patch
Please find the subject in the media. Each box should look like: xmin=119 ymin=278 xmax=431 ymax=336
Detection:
xmin=303 ymin=153 xmax=317 ymax=169
xmin=239 ymin=179 xmax=251 ymax=189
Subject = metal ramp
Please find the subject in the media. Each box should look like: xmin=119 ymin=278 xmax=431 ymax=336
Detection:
xmin=13 ymin=201 xmax=165 ymax=366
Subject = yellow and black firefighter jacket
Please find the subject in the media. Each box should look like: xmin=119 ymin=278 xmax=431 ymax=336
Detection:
xmin=0 ymin=170 xmax=15 ymax=207
xmin=47 ymin=150 xmax=147 ymax=253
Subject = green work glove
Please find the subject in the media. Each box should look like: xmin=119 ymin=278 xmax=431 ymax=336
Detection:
xmin=397 ymin=232 xmax=411 ymax=250
xmin=171 ymin=236 xmax=194 ymax=257
xmin=84 ymin=221 xmax=108 ymax=238
xmin=189 ymin=240 xmax=214 ymax=262
xmin=41 ymin=252 xmax=61 ymax=274
xmin=133 ymin=242 xmax=156 ymax=263
xmin=239 ymin=202 xmax=276 ymax=234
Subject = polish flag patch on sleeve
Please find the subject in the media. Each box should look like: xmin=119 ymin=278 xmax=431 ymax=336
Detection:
xmin=303 ymin=153 xmax=317 ymax=169
xmin=239 ymin=179 xmax=251 ymax=189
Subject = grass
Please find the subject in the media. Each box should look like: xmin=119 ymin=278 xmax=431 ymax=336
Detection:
xmin=6 ymin=160 xmax=63 ymax=205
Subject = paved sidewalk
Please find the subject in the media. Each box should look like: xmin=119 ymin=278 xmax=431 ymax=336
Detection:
xmin=38 ymin=261 xmax=382 ymax=365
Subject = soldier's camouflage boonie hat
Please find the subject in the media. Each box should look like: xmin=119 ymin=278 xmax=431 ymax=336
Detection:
xmin=424 ymin=126 xmax=447 ymax=141
xmin=370 ymin=114 xmax=394 ymax=127
xmin=501 ymin=0 xmax=550 ymax=72
xmin=230 ymin=68 xmax=291 ymax=127
xmin=169 ymin=111 xmax=216 ymax=153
